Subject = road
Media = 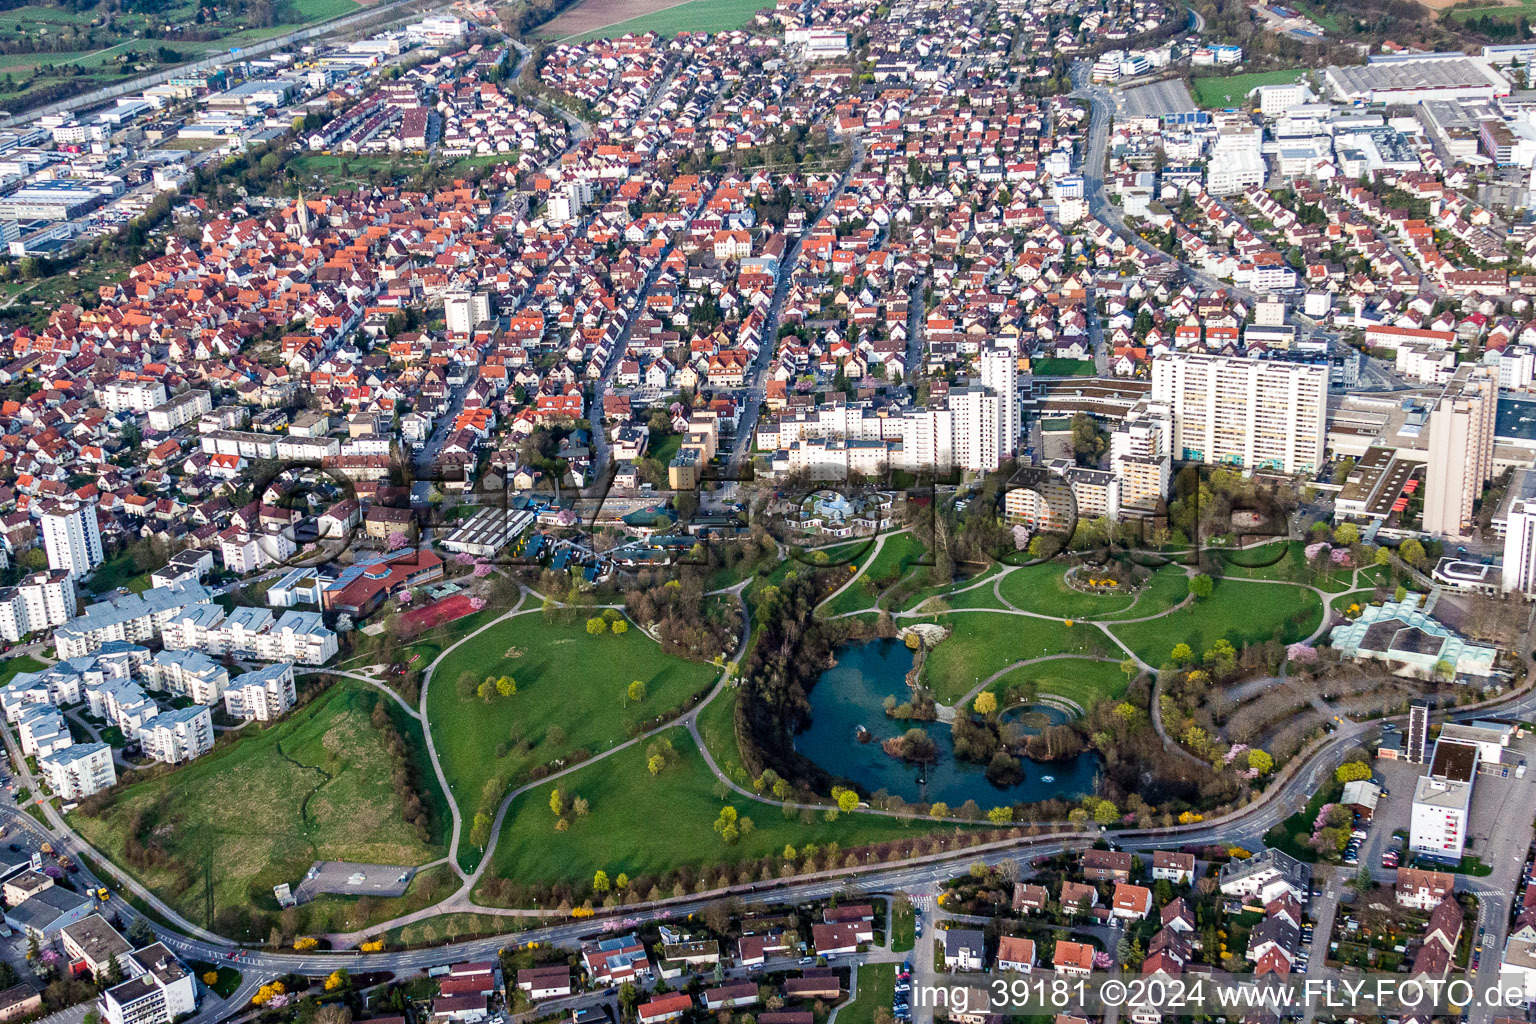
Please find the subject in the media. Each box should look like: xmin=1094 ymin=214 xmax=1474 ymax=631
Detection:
xmin=728 ymin=137 xmax=865 ymax=472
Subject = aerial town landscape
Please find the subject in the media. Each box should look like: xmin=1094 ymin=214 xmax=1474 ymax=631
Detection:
xmin=11 ymin=0 xmax=1536 ymax=1022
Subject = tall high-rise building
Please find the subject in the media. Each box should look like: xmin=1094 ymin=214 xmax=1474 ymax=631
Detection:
xmin=1407 ymin=698 xmax=1430 ymax=765
xmin=1111 ymin=399 xmax=1173 ymax=515
xmin=949 ymin=346 xmax=1019 ymax=473
xmin=41 ymin=502 xmax=103 ymax=582
xmin=1424 ymin=365 xmax=1498 ymax=538
xmin=1502 ymin=470 xmax=1536 ymax=594
xmin=1149 ymin=353 xmax=1327 ymax=475
xmin=444 ymin=291 xmax=492 ymax=335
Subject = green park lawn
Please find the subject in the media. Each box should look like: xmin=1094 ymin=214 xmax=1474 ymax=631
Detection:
xmin=997 ymin=563 xmax=1137 ymax=619
xmin=0 ymin=654 xmax=45 ymax=688
xmin=479 ymin=728 xmax=934 ymax=896
xmin=1106 ymin=579 xmax=1323 ymax=666
xmin=895 ymin=562 xmax=1004 ymax=613
xmin=565 ymin=0 xmax=766 ymax=41
xmin=919 ymin=613 xmax=1110 ymax=704
xmin=1191 ymin=69 xmax=1310 ymax=109
xmin=73 ymin=683 xmax=447 ymax=934
xmin=1030 ymin=358 xmax=1096 ymax=377
xmin=984 ymin=657 xmax=1129 ymax=714
xmin=1216 ymin=540 xmax=1355 ymax=592
xmin=1098 ymin=564 xmax=1191 ymax=620
xmin=1331 ymin=589 xmax=1378 ymax=614
xmin=840 ymin=964 xmax=897 ymax=1024
xmin=694 ymin=686 xmax=751 ymax=788
xmin=823 ymin=532 xmax=929 ymax=616
xmin=891 ymin=900 xmax=915 ymax=952
xmin=426 ymin=612 xmax=719 ymax=850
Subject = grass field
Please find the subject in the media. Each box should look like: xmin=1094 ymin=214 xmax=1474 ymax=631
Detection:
xmin=1444 ymin=0 xmax=1536 ymax=23
xmin=481 ymin=727 xmax=933 ymax=895
xmin=386 ymin=913 xmax=511 ymax=947
xmin=1331 ymin=589 xmax=1377 ymax=614
xmin=0 ymin=655 xmax=46 ymax=688
xmin=984 ymin=657 xmax=1129 ymax=712
xmin=1217 ymin=540 xmax=1354 ymax=592
xmin=1106 ymin=578 xmax=1323 ymax=666
xmin=823 ymin=533 xmax=928 ymax=616
xmin=840 ymin=964 xmax=896 ymax=1024
xmin=563 ymin=0 xmax=766 ymax=41
xmin=1191 ymin=69 xmax=1311 ymax=109
xmin=998 ymin=563 xmax=1137 ymax=620
xmin=74 ymin=683 xmax=447 ymax=933
xmin=426 ymin=612 xmax=719 ymax=854
xmin=87 ymin=550 xmax=153 ymax=595
xmin=919 ymin=613 xmax=1108 ymax=703
xmin=891 ymin=900 xmax=915 ymax=953
xmin=1030 ymin=358 xmax=1097 ymax=377
xmin=694 ymin=687 xmax=750 ymax=787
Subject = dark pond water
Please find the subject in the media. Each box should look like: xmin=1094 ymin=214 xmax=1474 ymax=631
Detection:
xmin=794 ymin=639 xmax=1099 ymax=807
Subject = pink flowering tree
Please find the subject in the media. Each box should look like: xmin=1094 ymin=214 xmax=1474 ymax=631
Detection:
xmin=388 ymin=531 xmax=409 ymax=550
xmin=473 ymin=562 xmax=493 ymax=578
xmin=1287 ymin=642 xmax=1319 ymax=664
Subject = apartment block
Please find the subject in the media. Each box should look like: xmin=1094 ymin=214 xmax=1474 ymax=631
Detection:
xmin=39 ymin=742 xmax=116 ymax=800
xmin=1424 ymin=365 xmax=1498 ymax=538
xmin=1150 ymin=353 xmax=1326 ymax=475
xmin=0 ymin=570 xmax=76 ymax=642
xmin=160 ymin=606 xmax=336 ymax=665
xmin=101 ymin=944 xmax=197 ymax=1024
xmin=139 ymin=706 xmax=214 ymax=765
xmin=222 ymin=662 xmax=297 ymax=722
xmin=41 ymin=502 xmax=103 ymax=582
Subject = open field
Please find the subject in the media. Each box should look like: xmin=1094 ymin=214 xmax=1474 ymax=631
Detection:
xmin=1191 ymin=69 xmax=1310 ymax=109
xmin=0 ymin=655 xmax=46 ymax=688
xmin=1106 ymin=579 xmax=1323 ymax=666
xmin=73 ymin=683 xmax=446 ymax=933
xmin=1442 ymin=0 xmax=1536 ymax=21
xmin=386 ymin=913 xmax=512 ymax=947
xmin=694 ymin=688 xmax=750 ymax=787
xmin=1030 ymin=358 xmax=1097 ymax=377
xmin=479 ymin=727 xmax=939 ymax=895
xmin=998 ymin=563 xmax=1137 ymax=620
xmin=1217 ymin=539 xmax=1354 ymax=592
xmin=547 ymin=0 xmax=766 ymax=41
xmin=984 ymin=657 xmax=1129 ymax=712
xmin=426 ymin=612 xmax=719 ymax=846
xmin=1098 ymin=564 xmax=1191 ymax=620
xmin=824 ymin=533 xmax=929 ymax=616
xmin=840 ymin=964 xmax=896 ymax=1024
xmin=920 ymin=613 xmax=1108 ymax=703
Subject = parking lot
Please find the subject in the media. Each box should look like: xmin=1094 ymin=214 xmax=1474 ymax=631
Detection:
xmin=294 ymin=861 xmax=417 ymax=901
xmin=1114 ymin=78 xmax=1198 ymax=119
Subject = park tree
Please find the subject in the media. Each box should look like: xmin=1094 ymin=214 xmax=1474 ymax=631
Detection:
xmin=495 ymin=676 xmax=516 ymax=697
xmin=1247 ymin=749 xmax=1274 ymax=776
xmin=1335 ymin=761 xmax=1371 ymax=784
xmin=833 ymin=786 xmax=859 ymax=813
xmin=1189 ymin=574 xmax=1213 ymax=599
xmin=1333 ymin=522 xmax=1360 ymax=546
xmin=648 ymin=754 xmax=666 ymax=775
xmin=987 ymin=806 xmax=1013 ymax=824
xmin=1170 ymin=642 xmax=1193 ymax=664
xmin=470 ymin=811 xmax=492 ymax=846
xmin=476 ymin=680 xmax=493 ymax=700
xmin=612 ymin=619 xmax=629 ymax=634
xmin=587 ymin=617 xmax=607 ymax=635
xmin=549 ymin=789 xmax=564 ymax=816
xmin=593 ymin=870 xmax=610 ymax=893
xmin=1374 ymin=546 xmax=1391 ymax=566
xmin=1400 ymin=538 xmax=1426 ymax=567
xmin=628 ymin=680 xmax=647 ymax=702
xmin=972 ymin=691 xmax=998 ymax=715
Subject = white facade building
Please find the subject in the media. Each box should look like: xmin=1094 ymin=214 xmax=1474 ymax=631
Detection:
xmin=39 ymin=742 xmax=116 ymax=800
xmin=1150 ymin=353 xmax=1327 ymax=474
xmin=139 ymin=706 xmax=214 ymax=765
xmin=222 ymin=662 xmax=298 ymax=722
xmin=0 ymin=570 xmax=76 ymax=642
xmin=41 ymin=502 xmax=104 ymax=581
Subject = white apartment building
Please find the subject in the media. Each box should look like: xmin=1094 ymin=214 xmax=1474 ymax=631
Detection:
xmin=445 ymin=290 xmax=492 ymax=334
xmin=96 ymin=380 xmax=168 ymax=415
xmin=54 ymin=583 xmax=213 ymax=659
xmin=1150 ymin=353 xmax=1327 ymax=475
xmin=0 ymin=570 xmax=77 ymax=642
xmin=1111 ymin=401 xmax=1173 ymax=516
xmin=17 ymin=706 xmax=71 ymax=758
xmin=1424 ymin=365 xmax=1498 ymax=537
xmin=84 ymin=678 xmax=159 ymax=742
xmin=139 ymin=706 xmax=214 ymax=765
xmin=146 ymin=389 xmax=212 ymax=433
xmin=101 ymin=944 xmax=198 ymax=1024
xmin=39 ymin=742 xmax=116 ymax=800
xmin=222 ymin=662 xmax=297 ymax=722
xmin=141 ymin=649 xmax=229 ymax=705
xmin=1410 ymin=738 xmax=1479 ymax=863
xmin=160 ymin=606 xmax=337 ymax=665
xmin=41 ymin=502 xmax=104 ymax=581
